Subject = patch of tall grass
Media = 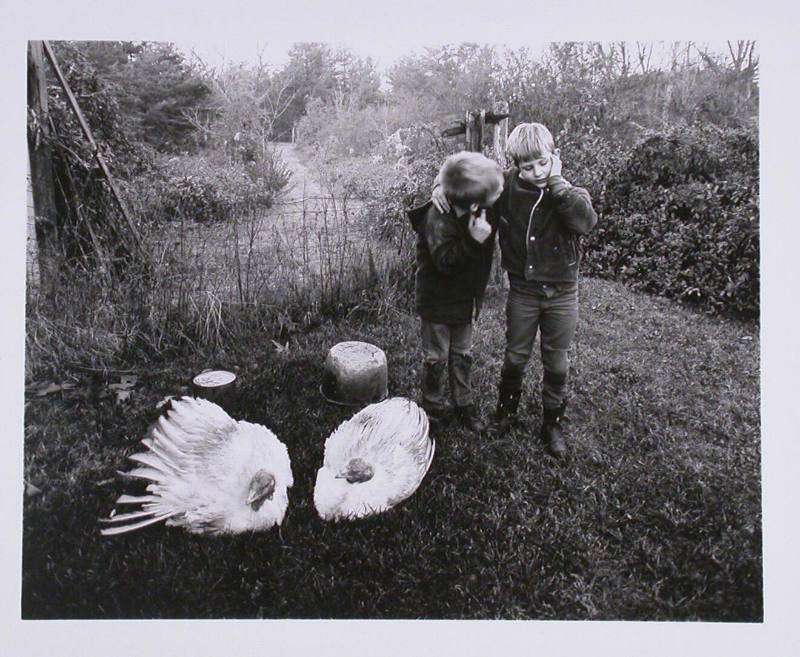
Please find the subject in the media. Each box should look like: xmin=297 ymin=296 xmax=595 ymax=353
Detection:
xmin=25 ymin=192 xmax=413 ymax=382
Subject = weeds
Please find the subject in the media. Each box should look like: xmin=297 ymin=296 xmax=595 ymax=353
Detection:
xmin=25 ymin=189 xmax=409 ymax=382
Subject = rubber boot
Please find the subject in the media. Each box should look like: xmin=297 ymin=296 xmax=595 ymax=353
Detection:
xmin=540 ymin=401 xmax=568 ymax=457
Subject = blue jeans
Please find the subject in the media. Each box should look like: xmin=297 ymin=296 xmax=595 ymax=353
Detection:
xmin=501 ymin=281 xmax=578 ymax=410
xmin=421 ymin=320 xmax=473 ymax=410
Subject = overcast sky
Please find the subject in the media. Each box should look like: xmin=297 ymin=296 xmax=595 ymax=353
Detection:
xmin=6 ymin=0 xmax=767 ymax=72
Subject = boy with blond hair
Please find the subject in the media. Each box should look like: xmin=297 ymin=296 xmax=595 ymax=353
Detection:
xmin=408 ymin=151 xmax=503 ymax=434
xmin=433 ymin=123 xmax=597 ymax=456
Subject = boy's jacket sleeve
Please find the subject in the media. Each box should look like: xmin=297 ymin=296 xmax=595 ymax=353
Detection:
xmin=409 ymin=203 xmax=486 ymax=276
xmin=548 ymin=176 xmax=598 ymax=235
xmin=407 ymin=201 xmax=432 ymax=232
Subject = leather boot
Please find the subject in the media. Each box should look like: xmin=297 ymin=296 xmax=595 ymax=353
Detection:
xmin=421 ymin=361 xmax=448 ymax=437
xmin=424 ymin=406 xmax=448 ymax=438
xmin=454 ymin=403 xmax=487 ymax=434
xmin=540 ymin=401 xmax=568 ymax=457
xmin=490 ymin=381 xmax=521 ymax=436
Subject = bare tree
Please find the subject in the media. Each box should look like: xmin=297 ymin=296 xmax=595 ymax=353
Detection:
xmin=617 ymin=41 xmax=631 ymax=77
xmin=636 ymin=42 xmax=653 ymax=74
xmin=183 ymin=54 xmax=297 ymax=159
xmin=727 ymin=40 xmax=758 ymax=72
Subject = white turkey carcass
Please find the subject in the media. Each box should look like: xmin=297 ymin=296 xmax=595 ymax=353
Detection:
xmin=99 ymin=396 xmax=293 ymax=536
xmin=313 ymin=397 xmax=434 ymax=521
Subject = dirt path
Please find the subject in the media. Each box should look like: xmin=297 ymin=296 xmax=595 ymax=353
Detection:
xmin=256 ymin=142 xmax=365 ymax=285
xmin=270 ymin=142 xmax=328 ymax=204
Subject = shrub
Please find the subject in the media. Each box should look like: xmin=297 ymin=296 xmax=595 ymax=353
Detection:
xmin=35 ymin=42 xmax=152 ymax=265
xmin=582 ymin=123 xmax=759 ymax=318
xmin=334 ymin=126 xmax=451 ymax=244
xmin=128 ymin=150 xmax=290 ymax=223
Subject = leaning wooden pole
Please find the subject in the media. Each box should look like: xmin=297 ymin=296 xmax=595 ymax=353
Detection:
xmin=41 ymin=40 xmax=149 ymax=263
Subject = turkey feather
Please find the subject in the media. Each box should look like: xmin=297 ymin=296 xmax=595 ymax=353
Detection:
xmin=115 ymin=494 xmax=159 ymax=504
xmin=99 ymin=512 xmax=178 ymax=536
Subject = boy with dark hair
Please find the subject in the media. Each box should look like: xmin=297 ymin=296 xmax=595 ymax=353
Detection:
xmin=432 ymin=123 xmax=597 ymax=456
xmin=408 ymin=151 xmax=503 ymax=434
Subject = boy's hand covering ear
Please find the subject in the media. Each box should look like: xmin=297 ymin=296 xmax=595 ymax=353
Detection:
xmin=548 ymin=150 xmax=563 ymax=179
xmin=467 ymin=208 xmax=493 ymax=244
xmin=431 ymin=184 xmax=451 ymax=214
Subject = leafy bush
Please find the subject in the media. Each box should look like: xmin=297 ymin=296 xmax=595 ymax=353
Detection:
xmin=583 ymin=123 xmax=759 ymax=318
xmin=297 ymin=99 xmax=384 ymax=157
xmin=129 ymin=150 xmax=290 ymax=223
xmin=334 ymin=126 xmax=451 ymax=242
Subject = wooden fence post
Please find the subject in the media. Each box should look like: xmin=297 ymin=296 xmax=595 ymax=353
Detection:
xmin=465 ymin=110 xmax=485 ymax=152
xmin=442 ymin=104 xmax=510 ymax=158
xmin=27 ymin=40 xmax=58 ymax=288
xmin=492 ymin=101 xmax=509 ymax=166
xmin=26 ymin=158 xmax=40 ymax=289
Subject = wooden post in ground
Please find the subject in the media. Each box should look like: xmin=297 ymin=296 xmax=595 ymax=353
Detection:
xmin=26 ymin=158 xmax=40 ymax=289
xmin=464 ymin=110 xmax=472 ymax=152
xmin=27 ymin=40 xmax=58 ymax=289
xmin=492 ymin=101 xmax=510 ymax=166
xmin=465 ymin=110 xmax=485 ymax=152
xmin=444 ymin=105 xmax=509 ymax=156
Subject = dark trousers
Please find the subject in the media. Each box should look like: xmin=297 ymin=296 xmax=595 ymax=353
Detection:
xmin=501 ymin=281 xmax=578 ymax=410
xmin=420 ymin=320 xmax=474 ymax=410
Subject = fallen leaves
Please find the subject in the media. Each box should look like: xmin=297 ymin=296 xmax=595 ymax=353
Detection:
xmin=107 ymin=375 xmax=138 ymax=405
xmin=271 ymin=339 xmax=290 ymax=354
xmin=25 ymin=374 xmax=139 ymax=404
xmin=25 ymin=381 xmax=76 ymax=397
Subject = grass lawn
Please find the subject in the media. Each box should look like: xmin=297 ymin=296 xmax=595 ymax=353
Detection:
xmin=21 ymin=276 xmax=761 ymax=620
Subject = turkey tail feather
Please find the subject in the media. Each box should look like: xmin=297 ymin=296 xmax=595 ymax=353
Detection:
xmin=128 ymin=452 xmax=176 ymax=475
xmin=140 ymin=437 xmax=186 ymax=473
xmin=98 ymin=509 xmax=161 ymax=524
xmin=99 ymin=511 xmax=177 ymax=536
xmin=115 ymin=494 xmax=159 ymax=504
xmin=425 ymin=438 xmax=436 ymax=475
xmin=118 ymin=466 xmax=164 ymax=482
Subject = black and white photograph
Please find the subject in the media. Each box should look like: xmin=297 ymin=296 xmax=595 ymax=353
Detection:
xmin=5 ymin=0 xmax=800 ymax=654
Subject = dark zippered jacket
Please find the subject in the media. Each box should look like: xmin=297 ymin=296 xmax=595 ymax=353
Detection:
xmin=407 ymin=201 xmax=496 ymax=324
xmin=495 ymin=169 xmax=597 ymax=283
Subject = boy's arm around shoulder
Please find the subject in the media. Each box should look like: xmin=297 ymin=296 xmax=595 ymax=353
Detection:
xmin=422 ymin=206 xmax=486 ymax=276
xmin=548 ymin=175 xmax=598 ymax=235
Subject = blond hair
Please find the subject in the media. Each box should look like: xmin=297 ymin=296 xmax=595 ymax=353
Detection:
xmin=439 ymin=151 xmax=504 ymax=208
xmin=506 ymin=123 xmax=555 ymax=164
